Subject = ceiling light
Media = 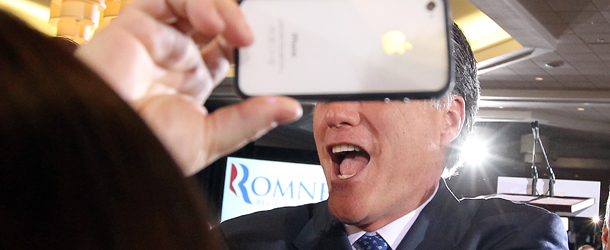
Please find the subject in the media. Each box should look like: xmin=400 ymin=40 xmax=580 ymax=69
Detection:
xmin=577 ymin=108 xmax=585 ymax=111
xmin=545 ymin=61 xmax=565 ymax=68
xmin=535 ymin=77 xmax=544 ymax=81
xmin=449 ymin=0 xmax=522 ymax=62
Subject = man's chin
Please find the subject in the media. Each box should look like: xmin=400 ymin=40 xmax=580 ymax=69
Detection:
xmin=328 ymin=199 xmax=367 ymax=225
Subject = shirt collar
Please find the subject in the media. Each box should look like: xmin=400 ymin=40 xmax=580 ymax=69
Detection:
xmin=345 ymin=184 xmax=439 ymax=250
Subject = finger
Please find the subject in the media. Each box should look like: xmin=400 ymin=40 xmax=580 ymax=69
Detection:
xmin=203 ymin=96 xmax=303 ymax=166
xmin=134 ymin=94 xmax=210 ymax=176
xmin=200 ymin=36 xmax=233 ymax=88
xmin=75 ymin=12 xmax=160 ymax=101
xmin=214 ymin=0 xmax=253 ymax=46
xmin=128 ymin=0 xmax=186 ymax=23
xmin=134 ymin=0 xmax=252 ymax=46
xmin=191 ymin=32 xmax=217 ymax=45
xmin=179 ymin=0 xmax=252 ymax=46
xmin=184 ymin=0 xmax=226 ymax=34
xmin=129 ymin=0 xmax=251 ymax=57
xmin=171 ymin=17 xmax=195 ymax=35
xmin=117 ymin=8 xmax=213 ymax=101
xmin=130 ymin=0 xmax=225 ymax=34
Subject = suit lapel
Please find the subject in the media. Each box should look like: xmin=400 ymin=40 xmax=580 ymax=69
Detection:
xmin=394 ymin=211 xmax=430 ymax=250
xmin=395 ymin=180 xmax=467 ymax=250
xmin=291 ymin=181 xmax=469 ymax=250
xmin=292 ymin=202 xmax=352 ymax=250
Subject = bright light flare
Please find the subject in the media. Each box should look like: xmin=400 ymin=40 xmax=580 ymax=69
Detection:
xmin=592 ymin=216 xmax=600 ymax=224
xmin=461 ymin=137 xmax=489 ymax=166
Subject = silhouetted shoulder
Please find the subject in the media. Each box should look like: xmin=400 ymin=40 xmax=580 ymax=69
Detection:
xmin=405 ymin=183 xmax=568 ymax=250
xmin=454 ymin=197 xmax=568 ymax=249
xmin=460 ymin=196 xmax=560 ymax=219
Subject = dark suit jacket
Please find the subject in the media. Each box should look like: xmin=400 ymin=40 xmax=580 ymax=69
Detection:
xmin=220 ymin=180 xmax=568 ymax=250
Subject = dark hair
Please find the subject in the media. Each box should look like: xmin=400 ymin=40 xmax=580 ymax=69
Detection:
xmin=443 ymin=23 xmax=480 ymax=177
xmin=0 ymin=11 xmax=220 ymax=249
xmin=51 ymin=36 xmax=79 ymax=53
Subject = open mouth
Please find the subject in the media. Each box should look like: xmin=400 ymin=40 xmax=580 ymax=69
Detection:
xmin=330 ymin=144 xmax=371 ymax=179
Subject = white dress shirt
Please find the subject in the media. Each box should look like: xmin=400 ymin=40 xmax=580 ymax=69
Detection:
xmin=345 ymin=185 xmax=439 ymax=250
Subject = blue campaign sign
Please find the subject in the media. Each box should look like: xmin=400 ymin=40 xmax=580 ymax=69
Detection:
xmin=221 ymin=157 xmax=328 ymax=222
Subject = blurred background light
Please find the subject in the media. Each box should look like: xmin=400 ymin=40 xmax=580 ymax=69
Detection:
xmin=592 ymin=215 xmax=600 ymax=224
xmin=462 ymin=136 xmax=489 ymax=166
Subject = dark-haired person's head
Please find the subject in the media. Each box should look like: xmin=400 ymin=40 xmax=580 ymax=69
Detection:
xmin=311 ymin=23 xmax=479 ymax=231
xmin=0 ymin=10 xmax=220 ymax=249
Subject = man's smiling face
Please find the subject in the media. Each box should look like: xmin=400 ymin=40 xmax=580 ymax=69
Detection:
xmin=313 ymin=99 xmax=461 ymax=231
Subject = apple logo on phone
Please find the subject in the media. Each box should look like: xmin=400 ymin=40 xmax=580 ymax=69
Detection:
xmin=381 ymin=31 xmax=413 ymax=55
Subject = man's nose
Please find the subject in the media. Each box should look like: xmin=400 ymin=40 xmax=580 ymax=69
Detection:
xmin=323 ymin=102 xmax=361 ymax=128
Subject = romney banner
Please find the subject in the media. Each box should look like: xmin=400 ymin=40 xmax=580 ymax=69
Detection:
xmin=221 ymin=157 xmax=328 ymax=222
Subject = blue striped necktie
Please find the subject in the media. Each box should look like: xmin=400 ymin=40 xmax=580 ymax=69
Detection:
xmin=354 ymin=233 xmax=391 ymax=250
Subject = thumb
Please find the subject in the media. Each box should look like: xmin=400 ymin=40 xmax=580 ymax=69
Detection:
xmin=202 ymin=96 xmax=303 ymax=167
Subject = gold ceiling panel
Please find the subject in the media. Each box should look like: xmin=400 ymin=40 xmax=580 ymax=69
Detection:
xmin=449 ymin=0 xmax=523 ymax=62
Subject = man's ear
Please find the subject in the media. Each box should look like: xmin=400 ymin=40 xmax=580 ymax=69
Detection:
xmin=440 ymin=96 xmax=465 ymax=146
xmin=603 ymin=223 xmax=608 ymax=246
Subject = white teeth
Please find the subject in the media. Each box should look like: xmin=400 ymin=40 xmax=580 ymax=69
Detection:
xmin=331 ymin=144 xmax=362 ymax=154
xmin=333 ymin=144 xmax=362 ymax=180
xmin=338 ymin=174 xmax=356 ymax=179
